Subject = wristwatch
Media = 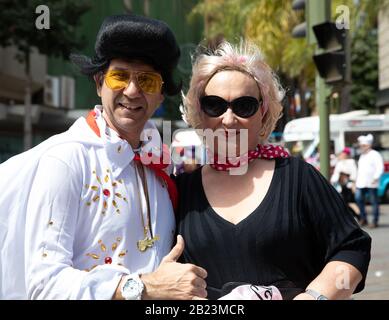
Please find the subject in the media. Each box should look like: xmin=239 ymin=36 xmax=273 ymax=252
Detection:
xmin=121 ymin=274 xmax=144 ymax=300
xmin=305 ymin=289 xmax=328 ymax=300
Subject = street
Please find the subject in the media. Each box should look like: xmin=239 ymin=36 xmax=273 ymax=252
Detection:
xmin=353 ymin=204 xmax=389 ymax=300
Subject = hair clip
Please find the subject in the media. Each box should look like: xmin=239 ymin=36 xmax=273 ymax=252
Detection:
xmin=237 ymin=56 xmax=247 ymax=63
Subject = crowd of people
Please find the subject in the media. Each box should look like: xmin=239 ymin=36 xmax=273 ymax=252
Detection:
xmin=330 ymin=134 xmax=384 ymax=229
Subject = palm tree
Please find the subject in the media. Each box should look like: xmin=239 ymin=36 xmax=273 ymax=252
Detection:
xmin=189 ymin=0 xmax=315 ymax=117
xmin=189 ymin=0 xmax=387 ymax=115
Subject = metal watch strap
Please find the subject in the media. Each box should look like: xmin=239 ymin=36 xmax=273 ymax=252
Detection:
xmin=121 ymin=274 xmax=144 ymax=300
xmin=305 ymin=289 xmax=329 ymax=300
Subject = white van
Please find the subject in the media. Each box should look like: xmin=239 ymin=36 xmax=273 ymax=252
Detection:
xmin=282 ymin=110 xmax=389 ymax=199
xmin=283 ymin=110 xmax=389 ymax=159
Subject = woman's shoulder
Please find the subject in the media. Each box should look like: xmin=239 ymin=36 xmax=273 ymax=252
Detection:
xmin=276 ymin=156 xmax=323 ymax=185
xmin=276 ymin=155 xmax=310 ymax=170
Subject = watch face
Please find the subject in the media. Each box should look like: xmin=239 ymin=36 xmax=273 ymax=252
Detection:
xmin=123 ymin=278 xmax=142 ymax=300
xmin=317 ymin=295 xmax=328 ymax=300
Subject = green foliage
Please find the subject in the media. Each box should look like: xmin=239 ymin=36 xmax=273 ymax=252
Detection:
xmin=188 ymin=0 xmax=255 ymax=41
xmin=190 ymin=0 xmax=384 ymax=115
xmin=350 ymin=29 xmax=378 ymax=110
xmin=332 ymin=0 xmax=380 ymax=111
xmin=0 ymin=0 xmax=90 ymax=69
xmin=189 ymin=0 xmax=315 ymax=80
xmin=188 ymin=0 xmax=316 ymax=115
xmin=332 ymin=0 xmax=389 ymax=30
xmin=358 ymin=0 xmax=389 ymax=28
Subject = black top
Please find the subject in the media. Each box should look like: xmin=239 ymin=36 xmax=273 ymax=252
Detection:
xmin=175 ymin=157 xmax=371 ymax=300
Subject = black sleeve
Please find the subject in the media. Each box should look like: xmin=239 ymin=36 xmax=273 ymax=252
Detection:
xmin=301 ymin=161 xmax=371 ymax=293
xmin=171 ymin=171 xmax=191 ymax=263
xmin=170 ymin=172 xmax=181 ymax=233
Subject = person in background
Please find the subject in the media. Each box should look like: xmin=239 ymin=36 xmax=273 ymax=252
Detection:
xmin=355 ymin=134 xmax=384 ymax=228
xmin=173 ymin=146 xmax=201 ymax=174
xmin=330 ymin=147 xmax=359 ymax=220
xmin=176 ymin=40 xmax=371 ymax=300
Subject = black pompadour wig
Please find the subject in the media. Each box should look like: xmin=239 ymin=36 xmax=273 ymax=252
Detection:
xmin=70 ymin=14 xmax=181 ymax=96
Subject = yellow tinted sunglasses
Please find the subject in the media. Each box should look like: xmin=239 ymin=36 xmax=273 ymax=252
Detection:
xmin=104 ymin=69 xmax=164 ymax=94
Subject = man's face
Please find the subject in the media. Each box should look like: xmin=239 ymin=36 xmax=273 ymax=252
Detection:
xmin=95 ymin=59 xmax=164 ymax=140
xmin=359 ymin=143 xmax=371 ymax=154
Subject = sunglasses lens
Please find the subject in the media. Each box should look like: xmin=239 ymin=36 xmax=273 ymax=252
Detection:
xmin=200 ymin=96 xmax=261 ymax=118
xmin=232 ymin=96 xmax=260 ymax=118
xmin=200 ymin=96 xmax=228 ymax=117
xmin=137 ymin=72 xmax=163 ymax=94
xmin=105 ymin=70 xmax=130 ymax=90
xmin=105 ymin=70 xmax=163 ymax=94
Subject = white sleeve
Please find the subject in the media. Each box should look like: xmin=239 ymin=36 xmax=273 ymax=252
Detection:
xmin=25 ymin=153 xmax=129 ymax=300
xmin=330 ymin=163 xmax=340 ymax=184
xmin=349 ymin=160 xmax=358 ymax=182
xmin=373 ymin=153 xmax=384 ymax=180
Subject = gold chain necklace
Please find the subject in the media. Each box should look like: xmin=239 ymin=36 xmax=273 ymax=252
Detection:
xmin=135 ymin=160 xmax=159 ymax=252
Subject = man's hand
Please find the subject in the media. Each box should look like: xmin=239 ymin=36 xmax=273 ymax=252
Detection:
xmin=140 ymin=235 xmax=208 ymax=300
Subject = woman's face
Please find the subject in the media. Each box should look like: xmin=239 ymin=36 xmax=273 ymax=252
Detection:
xmin=200 ymin=70 xmax=263 ymax=157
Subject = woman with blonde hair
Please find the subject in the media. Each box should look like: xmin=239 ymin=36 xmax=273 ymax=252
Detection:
xmin=176 ymin=40 xmax=371 ymax=300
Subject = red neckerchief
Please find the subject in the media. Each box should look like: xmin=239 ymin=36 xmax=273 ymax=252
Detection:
xmin=210 ymin=144 xmax=290 ymax=171
xmin=86 ymin=110 xmax=178 ymax=210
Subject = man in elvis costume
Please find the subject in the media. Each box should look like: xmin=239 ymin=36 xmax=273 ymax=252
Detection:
xmin=0 ymin=14 xmax=207 ymax=300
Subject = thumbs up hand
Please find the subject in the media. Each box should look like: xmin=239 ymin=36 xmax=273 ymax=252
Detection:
xmin=139 ymin=235 xmax=208 ymax=300
xmin=161 ymin=234 xmax=186 ymax=263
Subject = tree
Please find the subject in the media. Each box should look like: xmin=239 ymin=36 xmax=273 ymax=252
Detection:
xmin=189 ymin=0 xmax=316 ymax=118
xmin=350 ymin=28 xmax=378 ymax=111
xmin=188 ymin=0 xmax=252 ymax=41
xmin=331 ymin=0 xmax=387 ymax=112
xmin=244 ymin=0 xmax=315 ymax=118
xmin=0 ymin=0 xmax=90 ymax=150
xmin=190 ymin=0 xmax=387 ymax=117
xmin=189 ymin=0 xmax=314 ymax=77
xmin=350 ymin=0 xmax=389 ymax=112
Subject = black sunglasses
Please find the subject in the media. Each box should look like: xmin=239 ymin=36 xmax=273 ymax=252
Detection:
xmin=199 ymin=95 xmax=261 ymax=118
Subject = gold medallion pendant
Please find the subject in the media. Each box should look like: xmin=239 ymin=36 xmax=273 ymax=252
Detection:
xmin=134 ymin=161 xmax=159 ymax=253
xmin=137 ymin=235 xmax=160 ymax=252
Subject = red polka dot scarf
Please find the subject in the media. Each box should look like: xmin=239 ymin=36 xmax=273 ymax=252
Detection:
xmin=210 ymin=144 xmax=290 ymax=171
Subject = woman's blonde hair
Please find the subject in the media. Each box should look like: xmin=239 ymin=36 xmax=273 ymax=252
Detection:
xmin=181 ymin=40 xmax=285 ymax=142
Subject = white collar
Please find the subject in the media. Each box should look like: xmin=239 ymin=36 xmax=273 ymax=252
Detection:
xmin=93 ymin=105 xmax=164 ymax=178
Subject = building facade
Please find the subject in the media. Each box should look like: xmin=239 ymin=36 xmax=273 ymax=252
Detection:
xmin=0 ymin=0 xmax=202 ymax=162
xmin=377 ymin=7 xmax=389 ymax=113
